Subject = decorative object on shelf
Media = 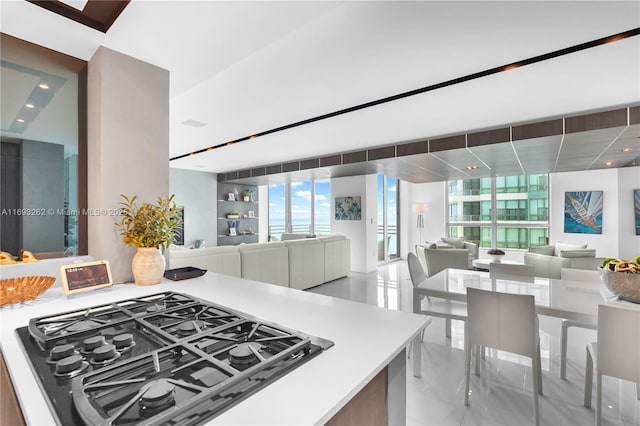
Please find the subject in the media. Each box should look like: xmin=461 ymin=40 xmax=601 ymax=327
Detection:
xmin=227 ymin=220 xmax=237 ymax=236
xmin=0 ymin=275 xmax=55 ymax=306
xmin=226 ymin=212 xmax=240 ymax=219
xmin=335 ymin=196 xmax=362 ymax=220
xmin=234 ymin=188 xmax=239 ymax=201
xmin=564 ymin=191 xmax=603 ymax=234
xmin=115 ymin=194 xmax=180 ymax=285
xmin=242 ymin=190 xmax=252 ymax=202
xmin=599 ymin=256 xmax=640 ymax=303
xmin=487 ymin=248 xmax=505 ymax=262
xmin=248 ymin=210 xmax=255 ymax=218
xmin=227 ymin=192 xmax=236 ymax=201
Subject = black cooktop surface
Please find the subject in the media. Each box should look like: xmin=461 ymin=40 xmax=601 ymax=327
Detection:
xmin=16 ymin=291 xmax=333 ymax=425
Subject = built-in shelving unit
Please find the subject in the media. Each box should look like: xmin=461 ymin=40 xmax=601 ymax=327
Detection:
xmin=217 ymin=182 xmax=259 ymax=246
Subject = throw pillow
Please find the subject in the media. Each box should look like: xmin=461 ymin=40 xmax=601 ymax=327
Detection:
xmin=554 ymin=241 xmax=587 ymax=256
xmin=441 ymin=237 xmax=465 ymax=249
xmin=559 ymin=249 xmax=596 ymax=258
xmin=528 ymin=245 xmax=554 ymax=256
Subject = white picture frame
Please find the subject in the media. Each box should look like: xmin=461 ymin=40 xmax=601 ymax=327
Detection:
xmin=60 ymin=260 xmax=113 ymax=295
xmin=227 ymin=192 xmax=236 ymax=201
xmin=248 ymin=210 xmax=255 ymax=218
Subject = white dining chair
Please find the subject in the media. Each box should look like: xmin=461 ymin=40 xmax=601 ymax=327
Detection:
xmin=489 ymin=262 xmax=535 ymax=283
xmin=408 ymin=252 xmax=467 ymax=341
xmin=465 ymin=287 xmax=543 ymax=426
xmin=584 ymin=304 xmax=640 ymax=426
xmin=559 ymin=268 xmax=600 ymax=379
xmin=406 ymin=252 xmax=433 ymax=355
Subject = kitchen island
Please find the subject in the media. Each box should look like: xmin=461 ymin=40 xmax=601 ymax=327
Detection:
xmin=0 ymin=271 xmax=428 ymax=425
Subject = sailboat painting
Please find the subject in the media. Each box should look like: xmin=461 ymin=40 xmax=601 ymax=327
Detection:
xmin=564 ymin=191 xmax=603 ymax=234
xmin=634 ymin=189 xmax=640 ymax=235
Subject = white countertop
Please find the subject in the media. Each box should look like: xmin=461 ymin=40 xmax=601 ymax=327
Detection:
xmin=0 ymin=272 xmax=428 ymax=425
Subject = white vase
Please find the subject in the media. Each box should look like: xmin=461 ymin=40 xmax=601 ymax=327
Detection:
xmin=132 ymin=247 xmax=165 ymax=285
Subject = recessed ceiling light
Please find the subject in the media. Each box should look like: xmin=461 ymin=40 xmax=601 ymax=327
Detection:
xmin=181 ymin=119 xmax=206 ymax=128
xmin=25 ymin=103 xmax=35 ymax=109
xmin=16 ymin=118 xmax=25 ymax=123
xmin=466 ymin=165 xmax=478 ymax=170
xmin=605 ymin=161 xmax=613 ymax=166
xmin=38 ymin=83 xmax=49 ymax=90
xmin=622 ymin=147 xmax=632 ymax=152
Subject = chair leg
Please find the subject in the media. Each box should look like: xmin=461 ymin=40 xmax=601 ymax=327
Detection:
xmin=445 ymin=318 xmax=452 ymax=338
xmin=464 ymin=335 xmax=472 ymax=406
xmin=636 ymin=382 xmax=640 ymax=400
xmin=537 ymin=340 xmax=543 ymax=395
xmin=595 ymin=373 xmax=602 ymax=426
xmin=421 ymin=327 xmax=426 ymax=343
xmin=560 ymin=320 xmax=570 ymax=380
xmin=532 ymin=351 xmax=541 ymax=426
xmin=584 ymin=348 xmax=593 ymax=408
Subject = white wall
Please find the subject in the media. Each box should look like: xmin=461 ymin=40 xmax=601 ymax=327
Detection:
xmin=331 ymin=175 xmax=378 ymax=273
xmin=169 ymin=168 xmax=217 ymax=249
xmin=617 ymin=166 xmax=640 ymax=259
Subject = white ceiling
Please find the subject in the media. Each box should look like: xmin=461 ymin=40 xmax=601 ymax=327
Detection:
xmin=1 ymin=1 xmax=639 ymax=178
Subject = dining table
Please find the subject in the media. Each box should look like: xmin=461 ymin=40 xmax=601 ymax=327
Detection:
xmin=410 ymin=268 xmax=639 ymax=377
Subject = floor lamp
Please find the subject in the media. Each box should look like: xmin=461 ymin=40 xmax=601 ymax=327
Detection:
xmin=415 ymin=203 xmax=426 ymax=244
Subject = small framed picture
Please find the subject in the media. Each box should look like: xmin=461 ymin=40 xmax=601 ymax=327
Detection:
xmin=229 ymin=227 xmax=237 ymax=236
xmin=248 ymin=210 xmax=255 ymax=218
xmin=227 ymin=193 xmax=235 ymax=201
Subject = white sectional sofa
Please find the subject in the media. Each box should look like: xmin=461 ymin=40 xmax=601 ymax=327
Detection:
xmin=167 ymin=235 xmax=350 ymax=290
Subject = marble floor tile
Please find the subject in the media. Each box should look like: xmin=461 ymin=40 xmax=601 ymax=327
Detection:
xmin=308 ymin=260 xmax=640 ymax=426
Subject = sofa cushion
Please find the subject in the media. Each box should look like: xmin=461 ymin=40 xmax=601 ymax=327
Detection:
xmin=554 ymin=241 xmax=587 ymax=256
xmin=528 ymin=245 xmax=555 ymax=256
xmin=441 ymin=237 xmax=465 ymax=249
xmin=559 ymin=249 xmax=596 ymax=258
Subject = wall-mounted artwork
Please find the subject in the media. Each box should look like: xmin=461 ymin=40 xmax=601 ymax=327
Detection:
xmin=335 ymin=196 xmax=362 ymax=221
xmin=174 ymin=206 xmax=184 ymax=245
xmin=634 ymin=189 xmax=640 ymax=235
xmin=564 ymin=191 xmax=603 ymax=234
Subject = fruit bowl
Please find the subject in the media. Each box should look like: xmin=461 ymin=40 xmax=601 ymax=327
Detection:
xmin=599 ymin=268 xmax=640 ymax=303
xmin=0 ymin=275 xmax=56 ymax=306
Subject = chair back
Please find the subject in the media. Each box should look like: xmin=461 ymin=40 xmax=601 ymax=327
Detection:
xmin=467 ymin=287 xmax=537 ymax=357
xmin=560 ymin=267 xmax=600 ymax=283
xmin=424 ymin=248 xmax=468 ymax=277
xmin=407 ymin=252 xmax=426 ymax=288
xmin=596 ymin=304 xmax=640 ymax=383
xmin=489 ymin=262 xmax=535 ymax=283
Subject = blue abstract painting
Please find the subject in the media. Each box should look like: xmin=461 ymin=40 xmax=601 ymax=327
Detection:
xmin=564 ymin=191 xmax=603 ymax=234
xmin=635 ymin=189 xmax=640 ymax=235
xmin=335 ymin=196 xmax=362 ymax=221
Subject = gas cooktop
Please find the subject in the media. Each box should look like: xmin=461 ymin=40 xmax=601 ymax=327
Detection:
xmin=16 ymin=291 xmax=333 ymax=425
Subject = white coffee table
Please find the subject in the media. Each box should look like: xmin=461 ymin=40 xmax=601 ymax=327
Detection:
xmin=472 ymin=258 xmax=524 ymax=271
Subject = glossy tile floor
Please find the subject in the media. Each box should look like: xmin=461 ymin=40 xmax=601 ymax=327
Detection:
xmin=308 ymin=261 xmax=640 ymax=426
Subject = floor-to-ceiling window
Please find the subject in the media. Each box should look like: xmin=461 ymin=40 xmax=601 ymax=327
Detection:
xmin=447 ymin=174 xmax=548 ymax=249
xmin=378 ymin=174 xmax=399 ymax=261
xmin=268 ymin=178 xmax=331 ymax=240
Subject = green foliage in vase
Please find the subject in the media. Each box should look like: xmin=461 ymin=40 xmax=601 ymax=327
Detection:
xmin=115 ymin=194 xmax=180 ymax=251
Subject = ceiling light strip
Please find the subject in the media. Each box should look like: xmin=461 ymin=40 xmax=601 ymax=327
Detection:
xmin=170 ymin=27 xmax=640 ymax=162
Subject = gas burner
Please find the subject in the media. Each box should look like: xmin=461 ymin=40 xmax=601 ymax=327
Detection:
xmin=146 ymin=303 xmax=166 ymax=313
xmin=113 ymin=333 xmax=135 ymax=352
xmin=139 ymin=378 xmax=176 ymax=416
xmin=177 ymin=320 xmax=206 ymax=336
xmin=81 ymin=335 xmax=106 ymax=354
xmin=67 ymin=320 xmax=102 ymax=333
xmin=229 ymin=342 xmax=262 ymax=368
xmin=46 ymin=344 xmax=78 ymax=364
xmin=90 ymin=344 xmax=121 ymax=365
xmin=54 ymin=354 xmax=89 ymax=378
